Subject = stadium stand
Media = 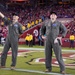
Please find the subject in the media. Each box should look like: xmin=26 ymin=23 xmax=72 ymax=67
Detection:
xmin=0 ymin=1 xmax=75 ymax=47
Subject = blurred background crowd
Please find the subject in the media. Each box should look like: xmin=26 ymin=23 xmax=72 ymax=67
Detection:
xmin=0 ymin=0 xmax=75 ymax=47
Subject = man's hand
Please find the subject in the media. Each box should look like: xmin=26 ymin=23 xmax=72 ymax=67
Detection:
xmin=57 ymin=37 xmax=62 ymax=45
xmin=54 ymin=38 xmax=58 ymax=44
xmin=57 ymin=37 xmax=62 ymax=40
xmin=54 ymin=37 xmax=62 ymax=45
xmin=0 ymin=12 xmax=4 ymax=18
xmin=42 ymin=35 xmax=46 ymax=40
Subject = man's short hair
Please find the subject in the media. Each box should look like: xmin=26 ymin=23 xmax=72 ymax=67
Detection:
xmin=50 ymin=11 xmax=57 ymax=15
xmin=12 ymin=12 xmax=18 ymax=16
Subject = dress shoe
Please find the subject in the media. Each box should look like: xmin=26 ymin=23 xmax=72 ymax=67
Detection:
xmin=45 ymin=69 xmax=51 ymax=72
xmin=61 ymin=71 xmax=66 ymax=74
xmin=10 ymin=66 xmax=15 ymax=70
xmin=0 ymin=66 xmax=6 ymax=68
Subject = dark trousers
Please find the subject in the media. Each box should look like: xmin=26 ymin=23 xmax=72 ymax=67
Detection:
xmin=70 ymin=40 xmax=74 ymax=48
xmin=1 ymin=38 xmax=18 ymax=67
xmin=45 ymin=38 xmax=65 ymax=72
xmin=25 ymin=40 xmax=28 ymax=45
xmin=29 ymin=40 xmax=33 ymax=47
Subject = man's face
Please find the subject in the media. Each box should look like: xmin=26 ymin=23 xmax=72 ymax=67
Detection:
xmin=50 ymin=14 xmax=57 ymax=22
xmin=13 ymin=15 xmax=19 ymax=23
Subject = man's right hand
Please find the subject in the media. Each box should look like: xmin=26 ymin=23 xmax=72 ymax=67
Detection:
xmin=0 ymin=12 xmax=4 ymax=18
xmin=42 ymin=35 xmax=46 ymax=40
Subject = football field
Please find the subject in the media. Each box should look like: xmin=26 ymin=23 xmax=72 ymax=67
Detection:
xmin=0 ymin=45 xmax=75 ymax=75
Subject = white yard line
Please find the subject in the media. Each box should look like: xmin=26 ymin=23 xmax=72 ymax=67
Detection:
xmin=0 ymin=46 xmax=75 ymax=52
xmin=1 ymin=68 xmax=71 ymax=75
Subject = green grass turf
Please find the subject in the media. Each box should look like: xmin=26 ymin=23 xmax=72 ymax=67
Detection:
xmin=0 ymin=50 xmax=75 ymax=75
xmin=0 ymin=45 xmax=75 ymax=75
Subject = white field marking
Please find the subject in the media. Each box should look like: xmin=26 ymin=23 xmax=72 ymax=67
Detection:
xmin=70 ymin=54 xmax=75 ymax=57
xmin=35 ymin=58 xmax=42 ymax=62
xmin=0 ymin=46 xmax=75 ymax=52
xmin=35 ymin=58 xmax=66 ymax=64
xmin=1 ymin=68 xmax=71 ymax=75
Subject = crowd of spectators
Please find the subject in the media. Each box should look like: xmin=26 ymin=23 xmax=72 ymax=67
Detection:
xmin=0 ymin=4 xmax=75 ymax=44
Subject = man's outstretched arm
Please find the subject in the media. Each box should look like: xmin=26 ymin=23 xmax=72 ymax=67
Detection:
xmin=0 ymin=12 xmax=5 ymax=18
xmin=0 ymin=12 xmax=11 ymax=25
